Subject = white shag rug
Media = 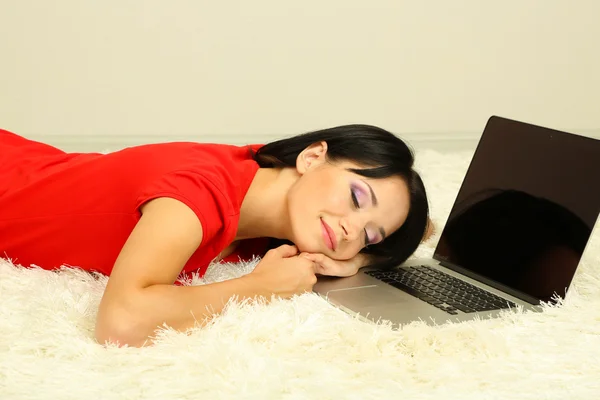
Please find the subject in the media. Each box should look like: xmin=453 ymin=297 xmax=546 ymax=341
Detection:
xmin=1 ymin=149 xmax=599 ymax=400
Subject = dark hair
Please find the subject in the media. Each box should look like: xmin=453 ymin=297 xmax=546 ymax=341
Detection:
xmin=251 ymin=124 xmax=429 ymax=270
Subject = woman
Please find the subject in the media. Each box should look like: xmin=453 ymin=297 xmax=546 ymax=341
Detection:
xmin=0 ymin=125 xmax=430 ymax=347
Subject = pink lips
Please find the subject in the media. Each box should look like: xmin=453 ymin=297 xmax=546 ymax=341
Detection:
xmin=321 ymin=218 xmax=337 ymax=251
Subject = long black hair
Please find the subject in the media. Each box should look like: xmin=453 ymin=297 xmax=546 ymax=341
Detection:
xmin=251 ymin=124 xmax=429 ymax=270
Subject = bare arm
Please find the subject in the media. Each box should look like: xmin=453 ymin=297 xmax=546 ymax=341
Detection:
xmin=95 ymin=197 xmax=316 ymax=347
xmin=95 ymin=198 xmax=264 ymax=347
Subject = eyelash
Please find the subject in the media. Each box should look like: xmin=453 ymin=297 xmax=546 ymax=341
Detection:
xmin=351 ymin=188 xmax=372 ymax=246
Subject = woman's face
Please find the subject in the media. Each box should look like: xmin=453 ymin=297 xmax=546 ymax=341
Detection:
xmin=287 ymin=142 xmax=410 ymax=260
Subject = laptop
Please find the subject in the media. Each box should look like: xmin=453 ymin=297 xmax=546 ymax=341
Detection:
xmin=313 ymin=116 xmax=600 ymax=326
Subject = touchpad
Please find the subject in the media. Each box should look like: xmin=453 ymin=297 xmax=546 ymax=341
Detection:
xmin=327 ymin=286 xmax=411 ymax=308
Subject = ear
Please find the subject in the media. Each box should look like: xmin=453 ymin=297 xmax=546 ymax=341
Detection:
xmin=296 ymin=141 xmax=328 ymax=175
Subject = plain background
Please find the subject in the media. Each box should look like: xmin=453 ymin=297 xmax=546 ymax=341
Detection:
xmin=1 ymin=1 xmax=599 ymax=150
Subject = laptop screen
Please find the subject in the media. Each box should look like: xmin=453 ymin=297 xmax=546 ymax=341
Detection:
xmin=434 ymin=116 xmax=600 ymax=304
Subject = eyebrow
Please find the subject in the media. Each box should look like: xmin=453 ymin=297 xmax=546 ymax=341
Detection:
xmin=363 ymin=180 xmax=387 ymax=240
xmin=364 ymin=181 xmax=379 ymax=207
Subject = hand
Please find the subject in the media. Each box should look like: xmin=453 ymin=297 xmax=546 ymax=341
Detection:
xmin=299 ymin=252 xmax=368 ymax=277
xmin=247 ymin=244 xmax=318 ymax=298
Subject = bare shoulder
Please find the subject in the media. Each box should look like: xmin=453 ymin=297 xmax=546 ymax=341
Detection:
xmin=139 ymin=197 xmax=204 ymax=250
xmin=108 ymin=197 xmax=204 ymax=289
xmin=140 ymin=196 xmax=198 ymax=218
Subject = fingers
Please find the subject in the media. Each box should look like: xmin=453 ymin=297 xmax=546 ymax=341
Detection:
xmin=298 ymin=252 xmax=313 ymax=260
xmin=271 ymin=244 xmax=299 ymax=258
xmin=299 ymin=253 xmax=326 ymax=274
xmin=301 ymin=253 xmax=362 ymax=277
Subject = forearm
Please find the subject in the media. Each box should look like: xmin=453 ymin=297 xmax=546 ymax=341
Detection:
xmin=140 ymin=276 xmax=269 ymax=331
xmin=97 ymin=275 xmax=268 ymax=347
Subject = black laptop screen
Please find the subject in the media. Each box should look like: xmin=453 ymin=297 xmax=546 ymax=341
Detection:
xmin=434 ymin=116 xmax=600 ymax=304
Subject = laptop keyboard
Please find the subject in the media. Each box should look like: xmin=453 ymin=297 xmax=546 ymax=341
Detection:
xmin=365 ymin=266 xmax=517 ymax=315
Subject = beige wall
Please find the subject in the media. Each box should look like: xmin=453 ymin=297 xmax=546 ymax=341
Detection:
xmin=1 ymin=0 xmax=599 ymax=147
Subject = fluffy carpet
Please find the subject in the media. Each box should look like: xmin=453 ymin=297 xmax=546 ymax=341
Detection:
xmin=1 ymin=149 xmax=599 ymax=400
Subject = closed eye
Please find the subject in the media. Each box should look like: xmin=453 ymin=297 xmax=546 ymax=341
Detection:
xmin=350 ymin=181 xmax=386 ymax=245
xmin=351 ymin=189 xmax=360 ymax=209
xmin=351 ymin=188 xmax=372 ymax=245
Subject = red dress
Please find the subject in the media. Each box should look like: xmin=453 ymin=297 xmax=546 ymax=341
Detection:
xmin=0 ymin=129 xmax=268 ymax=277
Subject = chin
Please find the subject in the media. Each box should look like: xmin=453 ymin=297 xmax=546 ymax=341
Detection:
xmin=289 ymin=230 xmax=323 ymax=254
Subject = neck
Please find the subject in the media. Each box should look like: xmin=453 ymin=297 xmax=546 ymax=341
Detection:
xmin=236 ymin=167 xmax=297 ymax=241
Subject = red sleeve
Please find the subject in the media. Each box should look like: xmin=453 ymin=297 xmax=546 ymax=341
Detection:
xmin=135 ymin=169 xmax=231 ymax=247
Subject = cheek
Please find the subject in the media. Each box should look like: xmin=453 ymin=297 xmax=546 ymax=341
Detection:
xmin=306 ymin=185 xmax=347 ymax=214
xmin=287 ymin=185 xmax=320 ymax=250
xmin=325 ymin=194 xmax=347 ymax=211
xmin=323 ymin=182 xmax=351 ymax=210
xmin=314 ymin=171 xmax=347 ymax=207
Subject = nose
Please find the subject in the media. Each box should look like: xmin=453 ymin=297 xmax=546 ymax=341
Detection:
xmin=340 ymin=216 xmax=363 ymax=242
